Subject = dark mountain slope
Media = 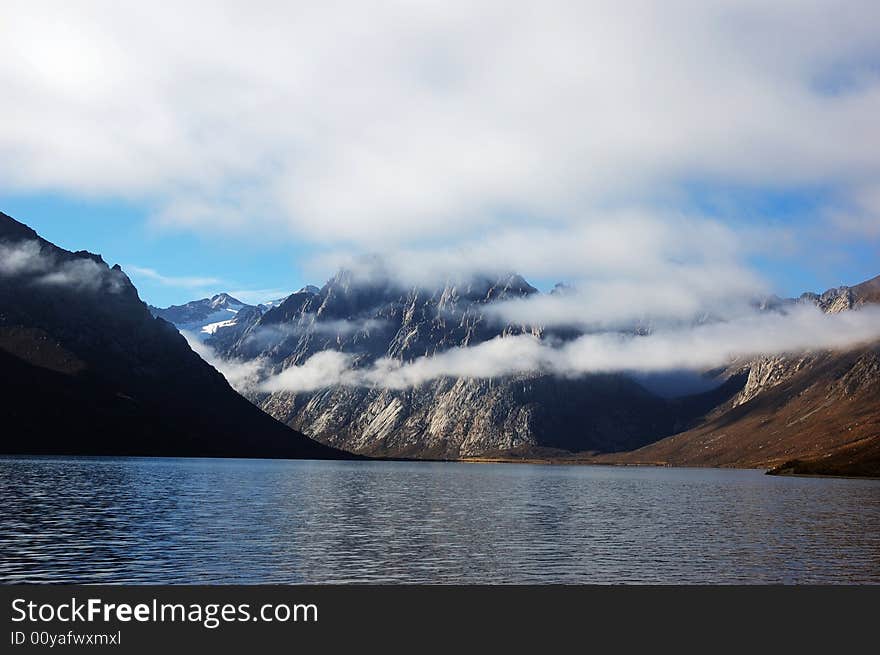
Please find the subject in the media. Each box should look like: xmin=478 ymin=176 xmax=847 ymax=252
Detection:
xmin=0 ymin=211 xmax=350 ymax=459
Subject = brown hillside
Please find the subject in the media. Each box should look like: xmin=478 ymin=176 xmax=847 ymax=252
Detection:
xmin=598 ymin=343 xmax=880 ymax=476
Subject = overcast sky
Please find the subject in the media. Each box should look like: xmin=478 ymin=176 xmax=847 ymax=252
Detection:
xmin=1 ymin=0 xmax=879 ymax=307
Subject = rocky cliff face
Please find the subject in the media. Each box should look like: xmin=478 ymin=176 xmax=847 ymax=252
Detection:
xmin=0 ymin=211 xmax=349 ymax=460
xmin=259 ymin=373 xmax=675 ymax=458
xmin=732 ymin=354 xmax=815 ymax=407
xmin=201 ymin=270 xmax=733 ymax=457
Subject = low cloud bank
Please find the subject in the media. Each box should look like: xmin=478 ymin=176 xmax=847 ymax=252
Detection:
xmin=259 ymin=305 xmax=880 ymax=392
xmin=485 ymin=277 xmax=758 ymax=329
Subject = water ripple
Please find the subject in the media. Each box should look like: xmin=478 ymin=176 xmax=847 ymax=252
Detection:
xmin=1 ymin=457 xmax=878 ymax=584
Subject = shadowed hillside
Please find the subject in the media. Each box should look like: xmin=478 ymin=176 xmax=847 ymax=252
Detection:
xmin=0 ymin=211 xmax=351 ymax=460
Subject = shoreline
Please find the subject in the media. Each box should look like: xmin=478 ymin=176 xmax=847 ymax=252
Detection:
xmin=448 ymin=456 xmax=880 ymax=480
xmin=4 ymin=451 xmax=878 ymax=480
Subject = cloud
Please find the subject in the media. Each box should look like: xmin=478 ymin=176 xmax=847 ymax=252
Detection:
xmin=125 ymin=265 xmax=221 ymax=288
xmin=261 ymin=350 xmax=356 ymax=394
xmin=308 ymin=211 xmax=762 ymax=285
xmin=485 ymin=275 xmax=758 ymax=329
xmin=235 ymin=316 xmax=389 ymax=354
xmin=37 ymin=258 xmax=123 ymax=292
xmin=827 ymin=184 xmax=880 ymax=238
xmin=3 ymin=1 xmax=877 ymax=335
xmin=181 ymin=330 xmax=265 ymax=392
xmin=1 ymin=0 xmax=878 ymax=251
xmin=0 ymin=240 xmax=45 ymax=276
xmin=301 ymin=212 xmax=770 ymax=329
xmin=0 ymin=239 xmax=123 ymax=292
xmin=294 ymin=317 xmax=389 ymax=338
xmin=259 ymin=304 xmax=880 ymax=392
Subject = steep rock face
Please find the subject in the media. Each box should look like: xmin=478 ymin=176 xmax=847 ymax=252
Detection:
xmin=0 ymin=211 xmax=348 ymax=460
xmin=260 ymin=373 xmax=675 ymax=458
xmin=733 ymin=354 xmax=816 ymax=407
xmin=800 ymin=287 xmax=854 ymax=314
xmin=207 ymin=270 xmax=702 ymax=457
xmin=797 ymin=275 xmax=880 ymax=313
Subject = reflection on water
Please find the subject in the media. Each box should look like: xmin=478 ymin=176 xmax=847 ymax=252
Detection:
xmin=1 ymin=456 xmax=878 ymax=583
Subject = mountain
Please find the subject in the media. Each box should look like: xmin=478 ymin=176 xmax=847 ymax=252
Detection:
xmin=190 ymin=269 xmax=740 ymax=458
xmin=598 ymin=275 xmax=880 ymax=476
xmin=150 ymin=292 xmax=300 ymax=353
xmin=153 ymin=254 xmax=879 ymax=474
xmin=0 ymin=210 xmax=350 ymax=460
xmin=149 ymin=293 xmax=254 ymax=341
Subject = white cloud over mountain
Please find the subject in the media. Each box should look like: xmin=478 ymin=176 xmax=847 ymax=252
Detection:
xmin=2 ymin=1 xmax=878 ymax=354
xmin=0 ymin=239 xmax=123 ymax=292
xmin=1 ymin=1 xmax=878 ymax=250
xmin=260 ymin=304 xmax=880 ymax=391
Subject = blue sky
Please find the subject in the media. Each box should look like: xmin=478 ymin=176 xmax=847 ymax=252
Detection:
xmin=0 ymin=193 xmax=312 ymax=307
xmin=1 ymin=2 xmax=878 ymax=310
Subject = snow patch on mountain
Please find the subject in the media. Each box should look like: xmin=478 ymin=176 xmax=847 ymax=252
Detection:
xmin=150 ymin=293 xmax=251 ymax=342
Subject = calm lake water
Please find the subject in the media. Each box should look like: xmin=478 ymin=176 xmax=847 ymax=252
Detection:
xmin=1 ymin=456 xmax=878 ymax=584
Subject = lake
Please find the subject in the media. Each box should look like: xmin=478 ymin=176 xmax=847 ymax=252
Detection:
xmin=1 ymin=456 xmax=878 ymax=584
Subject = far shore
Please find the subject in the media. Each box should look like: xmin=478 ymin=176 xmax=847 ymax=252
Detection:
xmin=4 ymin=450 xmax=878 ymax=480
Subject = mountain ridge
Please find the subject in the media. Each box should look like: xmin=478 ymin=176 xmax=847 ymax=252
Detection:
xmin=194 ymin=268 xmax=745 ymax=458
xmin=30 ymin=206 xmax=876 ymax=474
xmin=187 ymin=266 xmax=880 ymax=472
xmin=0 ymin=210 xmax=351 ymax=460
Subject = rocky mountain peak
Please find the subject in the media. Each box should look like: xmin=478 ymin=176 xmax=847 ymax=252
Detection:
xmin=150 ymin=292 xmax=254 ymax=341
xmin=209 ymin=293 xmax=244 ymax=309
